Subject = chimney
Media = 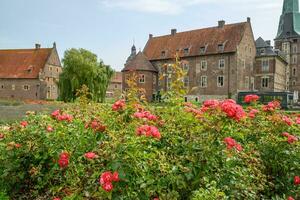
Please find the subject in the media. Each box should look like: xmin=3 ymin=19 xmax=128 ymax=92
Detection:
xmin=171 ymin=29 xmax=177 ymax=36
xmin=265 ymin=40 xmax=271 ymax=46
xmin=218 ymin=20 xmax=225 ymax=28
xmin=247 ymin=17 xmax=251 ymax=23
xmin=35 ymin=43 xmax=41 ymax=49
xmin=149 ymin=34 xmax=153 ymax=39
xmin=53 ymin=42 xmax=56 ymax=48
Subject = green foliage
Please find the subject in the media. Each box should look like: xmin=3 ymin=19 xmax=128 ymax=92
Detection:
xmin=0 ymin=100 xmax=299 ymax=199
xmin=59 ymin=48 xmax=114 ymax=102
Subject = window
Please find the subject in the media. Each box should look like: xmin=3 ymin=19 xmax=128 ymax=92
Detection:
xmin=242 ymin=59 xmax=246 ymax=69
xmin=219 ymin=59 xmax=225 ymax=69
xmin=167 ymin=64 xmax=173 ymax=73
xmin=260 ymin=49 xmax=265 ymax=54
xmin=200 ymin=76 xmax=207 ymax=88
xmin=218 ymin=44 xmax=224 ymax=52
xmin=183 ymin=48 xmax=189 ymax=55
xmin=200 ymin=47 xmax=206 ymax=54
xmin=196 ymin=63 xmax=201 ymax=73
xmin=262 ymin=59 xmax=269 ymax=72
xmin=56 ymin=67 xmax=59 ymax=73
xmin=201 ymin=60 xmax=207 ymax=71
xmin=250 ymin=61 xmax=253 ymax=71
xmin=114 ymin=84 xmax=118 ymax=89
xmin=23 ymin=85 xmax=30 ymax=91
xmin=292 ymin=55 xmax=297 ymax=64
xmin=183 ymin=63 xmax=189 ymax=71
xmin=293 ymin=68 xmax=296 ymax=76
xmin=282 ymin=42 xmax=289 ymax=53
xmin=261 ymin=77 xmax=269 ymax=88
xmin=251 ymin=77 xmax=255 ymax=90
xmin=293 ymin=45 xmax=297 ymax=53
xmin=161 ymin=51 xmax=166 ymax=57
xmin=49 ymin=67 xmax=52 ymax=71
xmin=245 ymin=76 xmax=249 ymax=89
xmin=139 ymin=74 xmax=145 ymax=83
xmin=183 ymin=77 xmax=189 ymax=88
xmin=293 ymin=80 xmax=296 ymax=86
xmin=0 ymin=85 xmax=4 ymax=90
xmin=12 ymin=84 xmax=15 ymax=90
xmin=153 ymin=75 xmax=157 ymax=85
xmin=217 ymin=76 xmax=224 ymax=87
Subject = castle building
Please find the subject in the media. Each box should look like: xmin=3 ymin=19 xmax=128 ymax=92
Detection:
xmin=123 ymin=18 xmax=256 ymax=101
xmin=255 ymin=37 xmax=289 ymax=92
xmin=0 ymin=43 xmax=62 ymax=100
xmin=275 ymin=0 xmax=300 ymax=95
xmin=106 ymin=72 xmax=122 ymax=98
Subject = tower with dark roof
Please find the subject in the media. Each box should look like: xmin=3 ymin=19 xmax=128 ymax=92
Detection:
xmin=275 ymin=0 xmax=300 ymax=95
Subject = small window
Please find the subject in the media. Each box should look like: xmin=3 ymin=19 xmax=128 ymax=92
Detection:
xmin=292 ymin=55 xmax=297 ymax=64
xmin=12 ymin=84 xmax=15 ymax=90
xmin=183 ymin=63 xmax=189 ymax=71
xmin=219 ymin=59 xmax=225 ymax=69
xmin=161 ymin=51 xmax=166 ymax=57
xmin=195 ymin=97 xmax=199 ymax=102
xmin=56 ymin=67 xmax=59 ymax=73
xmin=201 ymin=60 xmax=207 ymax=71
xmin=262 ymin=77 xmax=269 ymax=88
xmin=183 ymin=48 xmax=189 ymax=55
xmin=167 ymin=64 xmax=173 ymax=73
xmin=114 ymin=84 xmax=118 ymax=89
xmin=0 ymin=85 xmax=4 ymax=90
xmin=183 ymin=77 xmax=189 ymax=88
xmin=200 ymin=76 xmax=207 ymax=88
xmin=23 ymin=85 xmax=30 ymax=91
xmin=293 ymin=68 xmax=296 ymax=76
xmin=245 ymin=76 xmax=249 ymax=88
xmin=242 ymin=59 xmax=246 ymax=69
xmin=262 ymin=59 xmax=269 ymax=72
xmin=218 ymin=44 xmax=224 ymax=52
xmin=293 ymin=45 xmax=297 ymax=53
xmin=217 ymin=76 xmax=224 ymax=87
xmin=200 ymin=47 xmax=206 ymax=54
xmin=139 ymin=74 xmax=145 ymax=83
xmin=49 ymin=67 xmax=53 ymax=71
xmin=293 ymin=81 xmax=296 ymax=86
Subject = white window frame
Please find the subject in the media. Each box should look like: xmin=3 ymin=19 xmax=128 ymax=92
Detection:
xmin=183 ymin=63 xmax=189 ymax=72
xmin=201 ymin=60 xmax=207 ymax=71
xmin=217 ymin=76 xmax=224 ymax=87
xmin=139 ymin=74 xmax=145 ymax=83
xmin=219 ymin=59 xmax=225 ymax=69
xmin=261 ymin=76 xmax=269 ymax=88
xmin=183 ymin=77 xmax=189 ymax=88
xmin=200 ymin=76 xmax=207 ymax=88
xmin=12 ymin=84 xmax=15 ymax=91
xmin=262 ymin=59 xmax=269 ymax=72
xmin=167 ymin=64 xmax=173 ymax=73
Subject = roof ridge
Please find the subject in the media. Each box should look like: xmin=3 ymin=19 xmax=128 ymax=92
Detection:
xmin=151 ymin=22 xmax=247 ymax=39
xmin=0 ymin=48 xmax=53 ymax=52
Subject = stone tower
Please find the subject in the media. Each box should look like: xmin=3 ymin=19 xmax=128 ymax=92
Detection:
xmin=275 ymin=0 xmax=300 ymax=94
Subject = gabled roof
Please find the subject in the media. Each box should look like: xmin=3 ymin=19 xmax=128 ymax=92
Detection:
xmin=0 ymin=48 xmax=53 ymax=79
xmin=255 ymin=37 xmax=269 ymax=48
xmin=111 ymin=72 xmax=122 ymax=83
xmin=122 ymin=51 xmax=158 ymax=72
xmin=143 ymin=22 xmax=249 ymax=60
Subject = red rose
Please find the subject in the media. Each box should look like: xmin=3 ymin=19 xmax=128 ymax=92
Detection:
xmin=53 ymin=198 xmax=61 ymax=200
xmin=244 ymin=94 xmax=259 ymax=103
xmin=58 ymin=152 xmax=69 ymax=169
xmin=84 ymin=152 xmax=97 ymax=160
xmin=288 ymin=196 xmax=295 ymax=200
xmin=15 ymin=143 xmax=22 ymax=148
xmin=223 ymin=137 xmax=242 ymax=152
xmin=153 ymin=198 xmax=159 ymax=200
xmin=294 ymin=176 xmax=300 ymax=185
xmin=112 ymin=99 xmax=126 ymax=111
xmin=112 ymin=172 xmax=119 ymax=182
xmin=287 ymin=135 xmax=298 ymax=144
xmin=46 ymin=126 xmax=54 ymax=132
xmin=282 ymin=116 xmax=293 ymax=126
xmin=100 ymin=171 xmax=113 ymax=185
xmin=102 ymin=182 xmax=113 ymax=192
xmin=51 ymin=110 xmax=60 ymax=118
xmin=20 ymin=121 xmax=28 ymax=127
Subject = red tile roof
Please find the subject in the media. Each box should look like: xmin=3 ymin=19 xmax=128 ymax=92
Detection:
xmin=111 ymin=72 xmax=122 ymax=83
xmin=143 ymin=22 xmax=248 ymax=60
xmin=0 ymin=48 xmax=53 ymax=79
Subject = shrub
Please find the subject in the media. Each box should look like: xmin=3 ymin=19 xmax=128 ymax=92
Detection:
xmin=0 ymin=99 xmax=299 ymax=199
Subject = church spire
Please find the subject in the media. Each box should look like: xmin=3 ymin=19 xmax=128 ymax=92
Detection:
xmin=276 ymin=0 xmax=300 ymax=39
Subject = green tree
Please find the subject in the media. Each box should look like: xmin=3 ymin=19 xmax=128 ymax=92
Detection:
xmin=58 ymin=48 xmax=114 ymax=102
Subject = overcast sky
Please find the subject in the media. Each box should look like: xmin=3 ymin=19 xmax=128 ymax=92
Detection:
xmin=0 ymin=0 xmax=284 ymax=71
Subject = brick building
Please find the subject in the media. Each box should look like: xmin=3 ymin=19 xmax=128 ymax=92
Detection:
xmin=123 ymin=18 xmax=256 ymax=101
xmin=106 ymin=72 xmax=122 ymax=98
xmin=255 ymin=37 xmax=289 ymax=92
xmin=0 ymin=43 xmax=62 ymax=100
xmin=275 ymin=0 xmax=300 ymax=96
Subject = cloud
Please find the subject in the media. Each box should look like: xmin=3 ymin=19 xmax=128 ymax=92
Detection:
xmin=100 ymin=0 xmax=282 ymax=15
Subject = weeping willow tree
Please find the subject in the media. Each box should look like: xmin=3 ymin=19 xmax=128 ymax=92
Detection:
xmin=58 ymin=48 xmax=114 ymax=102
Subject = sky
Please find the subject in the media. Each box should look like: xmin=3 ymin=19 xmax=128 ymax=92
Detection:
xmin=0 ymin=0 xmax=284 ymax=71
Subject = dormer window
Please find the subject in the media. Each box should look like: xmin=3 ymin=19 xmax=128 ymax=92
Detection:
xmin=260 ymin=49 xmax=265 ymax=54
xmin=200 ymin=46 xmax=206 ymax=54
xmin=218 ymin=44 xmax=224 ymax=52
xmin=161 ymin=51 xmax=166 ymax=57
xmin=183 ymin=48 xmax=189 ymax=55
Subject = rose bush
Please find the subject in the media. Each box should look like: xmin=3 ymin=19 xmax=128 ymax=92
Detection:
xmin=0 ymin=98 xmax=299 ymax=199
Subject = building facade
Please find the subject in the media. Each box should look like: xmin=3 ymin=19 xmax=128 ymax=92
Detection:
xmin=255 ymin=37 xmax=289 ymax=92
xmin=274 ymin=0 xmax=300 ymax=95
xmin=106 ymin=72 xmax=122 ymax=98
xmin=0 ymin=43 xmax=62 ymax=100
xmin=123 ymin=18 xmax=256 ymax=101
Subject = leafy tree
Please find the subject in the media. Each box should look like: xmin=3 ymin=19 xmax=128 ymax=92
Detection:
xmin=58 ymin=48 xmax=114 ymax=102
